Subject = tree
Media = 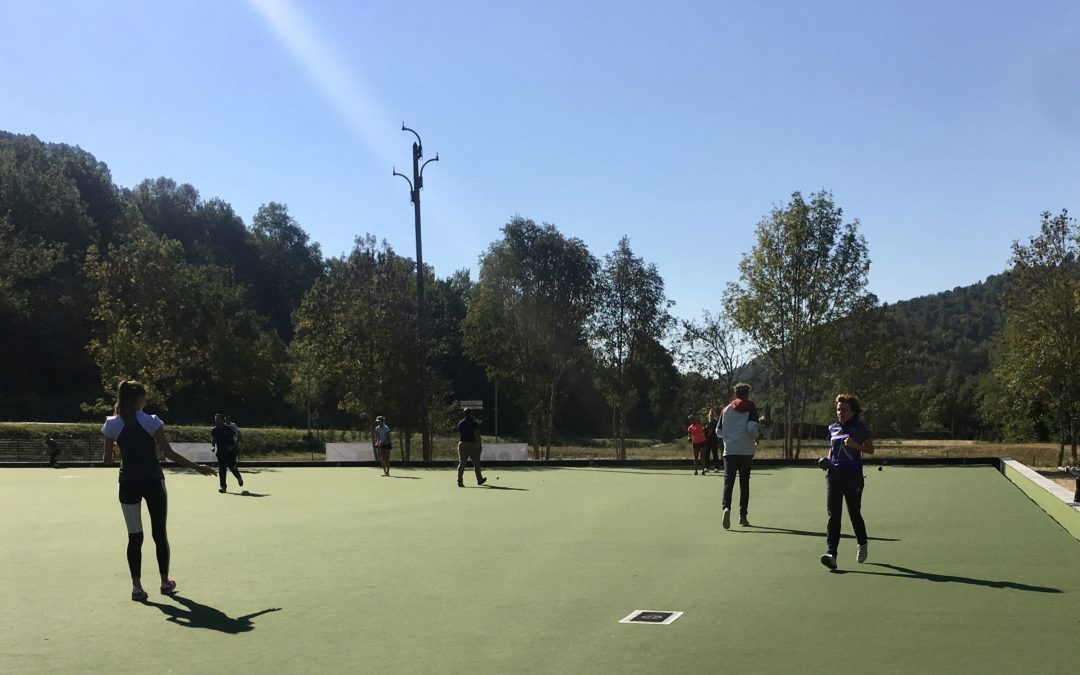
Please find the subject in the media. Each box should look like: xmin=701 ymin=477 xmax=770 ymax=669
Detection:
xmin=589 ymin=237 xmax=673 ymax=459
xmin=0 ymin=132 xmax=136 ymax=418
xmin=994 ymin=210 xmax=1080 ymax=465
xmin=726 ymin=191 xmax=869 ymax=458
xmin=819 ymin=294 xmax=911 ymax=431
xmin=290 ymin=235 xmax=432 ymax=456
xmin=84 ymin=224 xmax=288 ymax=420
xmin=249 ymin=202 xmax=325 ymax=342
xmin=677 ymin=310 xmax=750 ymax=409
xmin=463 ymin=217 xmax=598 ymax=458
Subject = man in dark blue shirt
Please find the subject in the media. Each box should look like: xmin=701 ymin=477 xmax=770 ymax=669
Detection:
xmin=211 ymin=413 xmax=243 ymax=493
xmin=455 ymin=408 xmax=486 ymax=488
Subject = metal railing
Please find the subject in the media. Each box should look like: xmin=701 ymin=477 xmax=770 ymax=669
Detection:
xmin=0 ymin=438 xmax=99 ymax=462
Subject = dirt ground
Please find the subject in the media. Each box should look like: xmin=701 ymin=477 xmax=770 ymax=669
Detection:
xmin=1039 ymin=470 xmax=1079 ymax=493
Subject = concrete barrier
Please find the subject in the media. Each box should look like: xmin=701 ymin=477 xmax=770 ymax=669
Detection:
xmin=169 ymin=443 xmax=217 ymax=464
xmin=482 ymin=443 xmax=528 ymax=461
xmin=325 ymin=443 xmax=376 ymax=462
xmin=999 ymin=458 xmax=1080 ymax=540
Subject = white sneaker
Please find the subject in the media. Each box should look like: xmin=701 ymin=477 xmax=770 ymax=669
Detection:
xmin=722 ymin=508 xmax=731 ymax=530
xmin=857 ymin=543 xmax=868 ymax=563
xmin=820 ymin=554 xmax=837 ymax=570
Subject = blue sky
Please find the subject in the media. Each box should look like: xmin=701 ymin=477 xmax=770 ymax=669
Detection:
xmin=2 ymin=0 xmax=1078 ymax=322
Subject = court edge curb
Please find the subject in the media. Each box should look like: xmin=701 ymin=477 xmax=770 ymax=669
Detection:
xmin=999 ymin=457 xmax=1080 ymax=541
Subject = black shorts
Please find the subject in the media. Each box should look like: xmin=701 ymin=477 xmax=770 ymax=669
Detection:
xmin=118 ymin=477 xmax=166 ymax=505
xmin=377 ymin=443 xmax=392 ymax=450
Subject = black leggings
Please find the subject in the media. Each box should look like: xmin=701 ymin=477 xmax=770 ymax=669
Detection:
xmin=119 ymin=479 xmax=169 ymax=580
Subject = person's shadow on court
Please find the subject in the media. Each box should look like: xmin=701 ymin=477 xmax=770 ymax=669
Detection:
xmin=833 ymin=561 xmax=1062 ymax=591
xmin=144 ymin=595 xmax=281 ymax=633
xmin=735 ymin=524 xmax=899 ymax=542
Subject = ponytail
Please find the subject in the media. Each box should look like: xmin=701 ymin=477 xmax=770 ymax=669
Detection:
xmin=114 ymin=380 xmax=146 ymax=422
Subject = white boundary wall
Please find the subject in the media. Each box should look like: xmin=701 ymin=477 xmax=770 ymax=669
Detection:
xmin=325 ymin=443 xmax=376 ymax=462
xmin=172 ymin=441 xmax=527 ymax=463
xmin=169 ymin=443 xmax=217 ymax=463
xmin=482 ymin=443 xmax=528 ymax=461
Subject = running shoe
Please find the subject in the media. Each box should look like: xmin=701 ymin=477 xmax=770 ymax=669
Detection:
xmin=857 ymin=543 xmax=868 ymax=563
xmin=477 ymin=476 xmax=487 ymax=486
xmin=820 ymin=554 xmax=837 ymax=570
xmin=722 ymin=508 xmax=731 ymax=530
xmin=131 ymin=587 xmax=148 ymax=602
xmin=160 ymin=579 xmax=178 ymax=595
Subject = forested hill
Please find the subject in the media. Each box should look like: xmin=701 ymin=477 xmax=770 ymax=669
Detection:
xmin=843 ymin=272 xmax=1008 ymax=438
xmin=887 ymin=272 xmax=1006 ymax=388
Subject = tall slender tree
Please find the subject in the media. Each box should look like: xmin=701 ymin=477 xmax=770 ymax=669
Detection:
xmin=725 ymin=191 xmax=869 ymax=458
xmin=589 ymin=237 xmax=672 ymax=459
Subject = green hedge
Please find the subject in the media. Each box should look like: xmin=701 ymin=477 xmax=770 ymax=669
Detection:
xmin=0 ymin=422 xmax=335 ymax=455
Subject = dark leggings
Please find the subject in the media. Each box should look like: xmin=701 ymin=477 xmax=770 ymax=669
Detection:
xmin=120 ymin=479 xmax=169 ymax=579
xmin=826 ymin=470 xmax=867 ymax=555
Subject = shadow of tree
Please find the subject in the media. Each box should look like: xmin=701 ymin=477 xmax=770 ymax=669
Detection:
xmin=143 ymin=595 xmax=282 ymax=633
xmin=832 ymin=563 xmax=1063 ymax=593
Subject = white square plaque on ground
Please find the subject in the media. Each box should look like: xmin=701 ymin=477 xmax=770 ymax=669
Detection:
xmin=619 ymin=610 xmax=684 ymax=625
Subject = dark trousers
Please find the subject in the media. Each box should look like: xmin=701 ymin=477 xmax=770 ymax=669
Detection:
xmin=457 ymin=442 xmax=483 ymax=482
xmin=826 ymin=470 xmax=867 ymax=555
xmin=706 ymin=439 xmax=720 ymax=470
xmin=218 ymin=451 xmax=242 ymax=488
xmin=722 ymin=454 xmax=753 ymax=516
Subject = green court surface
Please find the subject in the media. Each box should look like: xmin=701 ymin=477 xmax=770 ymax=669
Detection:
xmin=1 ymin=466 xmax=1077 ymax=674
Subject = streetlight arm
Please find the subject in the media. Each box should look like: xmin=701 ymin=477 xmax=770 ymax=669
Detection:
xmin=420 ymin=153 xmax=439 ymax=178
xmin=392 ymin=168 xmax=414 ymax=193
xmin=401 ymin=123 xmax=422 ymax=158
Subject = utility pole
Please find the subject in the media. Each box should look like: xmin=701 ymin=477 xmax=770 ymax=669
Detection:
xmin=393 ymin=124 xmax=438 ymax=461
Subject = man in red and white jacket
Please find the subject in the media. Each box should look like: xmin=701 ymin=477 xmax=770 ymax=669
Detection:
xmin=719 ymin=382 xmax=760 ymax=529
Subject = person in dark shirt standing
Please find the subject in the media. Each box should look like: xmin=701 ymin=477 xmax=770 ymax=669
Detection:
xmin=455 ymin=408 xmax=486 ymax=488
xmin=44 ymin=435 xmax=61 ymax=467
xmin=705 ymin=408 xmax=722 ymax=474
xmin=211 ymin=413 xmax=243 ymax=493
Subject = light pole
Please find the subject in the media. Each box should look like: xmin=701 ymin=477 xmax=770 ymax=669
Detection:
xmin=393 ymin=124 xmax=438 ymax=461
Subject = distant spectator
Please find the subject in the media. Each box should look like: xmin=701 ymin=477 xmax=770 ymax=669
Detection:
xmin=44 ymin=435 xmax=61 ymax=468
xmin=687 ymin=415 xmax=707 ymax=475
xmin=705 ymin=408 xmax=722 ymax=473
xmin=372 ymin=416 xmax=392 ymax=476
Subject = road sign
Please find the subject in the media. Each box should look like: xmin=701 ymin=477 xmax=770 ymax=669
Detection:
xmin=458 ymin=400 xmax=483 ymax=409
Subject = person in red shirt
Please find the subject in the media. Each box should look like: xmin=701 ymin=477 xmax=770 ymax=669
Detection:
xmin=687 ymin=415 xmax=708 ymax=475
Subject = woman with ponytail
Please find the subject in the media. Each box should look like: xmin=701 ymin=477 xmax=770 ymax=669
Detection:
xmin=102 ymin=380 xmax=215 ymax=601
